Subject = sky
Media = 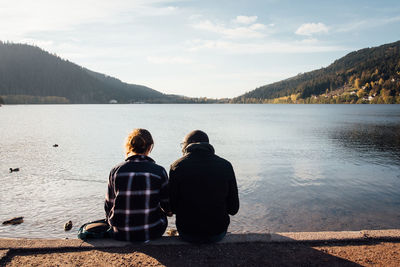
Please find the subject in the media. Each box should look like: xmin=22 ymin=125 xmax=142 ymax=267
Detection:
xmin=1 ymin=0 xmax=400 ymax=98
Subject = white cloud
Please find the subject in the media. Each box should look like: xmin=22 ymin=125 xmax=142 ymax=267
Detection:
xmin=187 ymin=39 xmax=345 ymax=54
xmin=234 ymin=15 xmax=258 ymax=24
xmin=0 ymin=0 xmax=179 ymax=40
xmin=147 ymin=56 xmax=193 ymax=64
xmin=192 ymin=20 xmax=268 ymax=39
xmin=249 ymin=23 xmax=267 ymax=31
xmin=336 ymin=15 xmax=400 ymax=33
xmin=295 ymin=23 xmax=329 ymax=36
xmin=297 ymin=38 xmax=319 ymax=44
xmin=18 ymin=38 xmax=54 ymax=49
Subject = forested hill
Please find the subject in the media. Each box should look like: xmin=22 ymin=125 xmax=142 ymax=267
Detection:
xmin=235 ymin=40 xmax=400 ymax=104
xmin=0 ymin=42 xmax=170 ymax=104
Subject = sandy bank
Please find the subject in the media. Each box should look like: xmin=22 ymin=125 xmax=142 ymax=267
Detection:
xmin=1 ymin=229 xmax=400 ymax=266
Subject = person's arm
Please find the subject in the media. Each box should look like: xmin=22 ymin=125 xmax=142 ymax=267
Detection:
xmin=227 ymin=163 xmax=239 ymax=215
xmin=168 ymin=166 xmax=179 ymax=214
xmin=160 ymin=168 xmax=172 ymax=216
xmin=104 ymin=169 xmax=116 ymax=219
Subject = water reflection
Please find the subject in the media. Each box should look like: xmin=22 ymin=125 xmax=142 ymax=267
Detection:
xmin=291 ymin=160 xmax=325 ymax=187
xmin=330 ymin=123 xmax=400 ymax=162
xmin=232 ymin=111 xmax=400 ymax=233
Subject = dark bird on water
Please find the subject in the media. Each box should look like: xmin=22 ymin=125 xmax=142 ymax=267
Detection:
xmin=2 ymin=217 xmax=24 ymax=225
xmin=53 ymin=144 xmax=59 ymax=147
xmin=64 ymin=221 xmax=73 ymax=231
xmin=9 ymin=168 xmax=19 ymax=173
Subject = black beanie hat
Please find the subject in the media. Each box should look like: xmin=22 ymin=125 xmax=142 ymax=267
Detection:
xmin=183 ymin=130 xmax=209 ymax=145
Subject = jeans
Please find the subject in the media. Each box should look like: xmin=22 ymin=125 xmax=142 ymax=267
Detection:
xmin=179 ymin=231 xmax=227 ymax=243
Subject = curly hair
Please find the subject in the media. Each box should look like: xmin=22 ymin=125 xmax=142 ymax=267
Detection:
xmin=125 ymin=128 xmax=154 ymax=156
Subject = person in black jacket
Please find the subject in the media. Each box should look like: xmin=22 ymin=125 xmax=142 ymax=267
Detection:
xmin=169 ymin=130 xmax=239 ymax=243
xmin=105 ymin=128 xmax=171 ymax=242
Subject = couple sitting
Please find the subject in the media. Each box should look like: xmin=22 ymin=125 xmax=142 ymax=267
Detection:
xmin=104 ymin=128 xmax=239 ymax=243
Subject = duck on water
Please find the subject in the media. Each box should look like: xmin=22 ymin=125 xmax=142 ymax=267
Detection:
xmin=2 ymin=217 xmax=24 ymax=225
xmin=9 ymin=168 xmax=19 ymax=173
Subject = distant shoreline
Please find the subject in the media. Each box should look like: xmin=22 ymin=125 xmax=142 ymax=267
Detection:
xmin=1 ymin=103 xmax=399 ymax=105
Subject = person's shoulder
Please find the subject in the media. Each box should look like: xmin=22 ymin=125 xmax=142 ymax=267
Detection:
xmin=151 ymin=162 xmax=168 ymax=175
xmin=109 ymin=160 xmax=127 ymax=177
xmin=214 ymin=154 xmax=233 ymax=167
xmin=170 ymin=154 xmax=190 ymax=170
xmin=111 ymin=160 xmax=127 ymax=171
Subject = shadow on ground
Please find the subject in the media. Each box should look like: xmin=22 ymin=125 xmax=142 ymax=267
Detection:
xmin=1 ymin=238 xmax=371 ymax=266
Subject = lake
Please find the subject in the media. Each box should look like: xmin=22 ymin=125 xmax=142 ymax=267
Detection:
xmin=1 ymin=104 xmax=400 ymax=238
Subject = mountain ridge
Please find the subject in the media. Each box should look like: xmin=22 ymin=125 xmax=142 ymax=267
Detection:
xmin=0 ymin=42 xmax=183 ymax=104
xmin=235 ymin=40 xmax=400 ymax=104
xmin=1 ymin=40 xmax=399 ymax=104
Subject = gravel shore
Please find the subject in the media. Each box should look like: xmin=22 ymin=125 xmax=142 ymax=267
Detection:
xmin=2 ymin=241 xmax=400 ymax=266
xmin=1 ymin=230 xmax=400 ymax=266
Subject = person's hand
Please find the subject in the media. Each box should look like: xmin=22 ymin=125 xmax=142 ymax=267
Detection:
xmin=166 ymin=211 xmax=173 ymax=217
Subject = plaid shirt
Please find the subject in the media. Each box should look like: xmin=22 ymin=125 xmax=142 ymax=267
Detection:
xmin=105 ymin=155 xmax=170 ymax=241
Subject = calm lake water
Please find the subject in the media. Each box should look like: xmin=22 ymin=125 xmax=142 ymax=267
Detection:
xmin=1 ymin=104 xmax=400 ymax=238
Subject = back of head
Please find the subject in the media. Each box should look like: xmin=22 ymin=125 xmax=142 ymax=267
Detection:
xmin=125 ymin=128 xmax=154 ymax=156
xmin=182 ymin=130 xmax=209 ymax=150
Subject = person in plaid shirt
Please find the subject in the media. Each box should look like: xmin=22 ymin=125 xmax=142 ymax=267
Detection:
xmin=105 ymin=128 xmax=171 ymax=242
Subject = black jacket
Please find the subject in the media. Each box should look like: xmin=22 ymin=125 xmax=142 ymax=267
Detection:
xmin=169 ymin=143 xmax=239 ymax=235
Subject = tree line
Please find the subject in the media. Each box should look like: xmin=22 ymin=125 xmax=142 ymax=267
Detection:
xmin=2 ymin=40 xmax=400 ymax=104
xmin=235 ymin=40 xmax=400 ymax=104
xmin=0 ymin=42 xmax=187 ymax=104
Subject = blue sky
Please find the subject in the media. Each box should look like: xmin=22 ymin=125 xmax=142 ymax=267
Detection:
xmin=1 ymin=0 xmax=399 ymax=98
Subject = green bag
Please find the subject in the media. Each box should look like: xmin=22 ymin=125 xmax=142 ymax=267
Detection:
xmin=77 ymin=219 xmax=113 ymax=240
